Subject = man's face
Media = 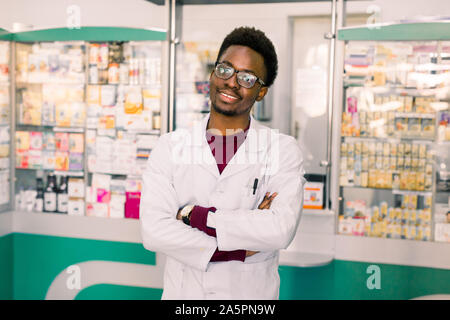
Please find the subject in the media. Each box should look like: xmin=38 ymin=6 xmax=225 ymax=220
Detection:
xmin=209 ymin=45 xmax=268 ymax=117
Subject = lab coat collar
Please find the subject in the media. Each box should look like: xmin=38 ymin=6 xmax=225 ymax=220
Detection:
xmin=184 ymin=113 xmax=274 ymax=180
xmin=198 ymin=113 xmax=268 ymax=151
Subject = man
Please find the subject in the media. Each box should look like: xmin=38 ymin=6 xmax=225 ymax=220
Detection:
xmin=140 ymin=26 xmax=305 ymax=299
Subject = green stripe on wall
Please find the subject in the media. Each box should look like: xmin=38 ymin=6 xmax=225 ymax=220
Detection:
xmin=12 ymin=233 xmax=156 ymax=300
xmin=12 ymin=27 xmax=167 ymax=42
xmin=75 ymin=284 xmax=162 ymax=300
xmin=0 ymin=234 xmax=13 ymax=299
xmin=4 ymin=233 xmax=450 ymax=300
xmin=338 ymin=22 xmax=450 ymax=41
xmin=279 ymin=260 xmax=450 ymax=300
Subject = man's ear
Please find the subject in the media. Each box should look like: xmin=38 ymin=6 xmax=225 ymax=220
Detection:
xmin=255 ymin=86 xmax=268 ymax=102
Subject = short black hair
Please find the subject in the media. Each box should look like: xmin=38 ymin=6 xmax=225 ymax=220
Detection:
xmin=216 ymin=26 xmax=278 ymax=87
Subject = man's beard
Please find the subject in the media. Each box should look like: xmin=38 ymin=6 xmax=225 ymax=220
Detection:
xmin=211 ymin=101 xmax=253 ymax=117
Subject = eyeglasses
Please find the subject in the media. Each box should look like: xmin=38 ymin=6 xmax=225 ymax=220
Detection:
xmin=214 ymin=62 xmax=265 ymax=89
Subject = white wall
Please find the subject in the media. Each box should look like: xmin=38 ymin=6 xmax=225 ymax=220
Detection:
xmin=0 ymin=0 xmax=168 ymax=31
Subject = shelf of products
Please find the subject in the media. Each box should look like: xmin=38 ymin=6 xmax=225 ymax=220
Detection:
xmin=175 ymin=41 xmax=218 ymax=130
xmin=9 ymin=27 xmax=165 ymax=220
xmin=337 ymin=27 xmax=450 ymax=243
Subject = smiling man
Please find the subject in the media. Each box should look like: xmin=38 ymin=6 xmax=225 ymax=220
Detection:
xmin=140 ymin=27 xmax=306 ymax=300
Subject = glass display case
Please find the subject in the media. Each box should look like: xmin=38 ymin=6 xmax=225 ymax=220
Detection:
xmin=11 ymin=27 xmax=166 ymax=219
xmin=337 ymin=22 xmax=450 ymax=243
xmin=0 ymin=38 xmax=11 ymax=212
xmin=175 ymin=41 xmax=218 ymax=130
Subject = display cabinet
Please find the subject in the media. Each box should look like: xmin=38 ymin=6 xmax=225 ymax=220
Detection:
xmin=174 ymin=41 xmax=217 ymax=130
xmin=9 ymin=27 xmax=167 ymax=220
xmin=0 ymin=33 xmax=11 ymax=213
xmin=337 ymin=22 xmax=450 ymax=243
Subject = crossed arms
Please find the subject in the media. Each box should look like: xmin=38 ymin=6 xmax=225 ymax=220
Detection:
xmin=140 ymin=134 xmax=305 ymax=272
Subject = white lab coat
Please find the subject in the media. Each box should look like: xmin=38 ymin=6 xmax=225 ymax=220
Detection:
xmin=140 ymin=114 xmax=305 ymax=300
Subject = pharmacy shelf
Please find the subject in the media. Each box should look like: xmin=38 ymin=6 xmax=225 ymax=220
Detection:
xmin=15 ymin=168 xmax=85 ymax=177
xmin=12 ymin=27 xmax=166 ymax=42
xmin=342 ymin=136 xmax=435 ymax=143
xmin=10 ymin=209 xmax=335 ymax=267
xmin=302 ymin=208 xmax=335 ymax=216
xmin=7 ymin=210 xmax=450 ymax=269
xmin=15 ymin=124 xmax=85 ymax=133
xmin=11 ymin=210 xmax=142 ymax=243
xmin=338 ymin=21 xmax=450 ymax=41
xmin=341 ymin=185 xmax=433 ymax=195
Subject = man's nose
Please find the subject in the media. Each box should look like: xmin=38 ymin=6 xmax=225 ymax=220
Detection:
xmin=224 ymin=72 xmax=240 ymax=89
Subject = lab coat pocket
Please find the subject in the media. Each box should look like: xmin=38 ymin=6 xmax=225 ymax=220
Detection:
xmin=240 ymin=186 xmax=259 ymax=209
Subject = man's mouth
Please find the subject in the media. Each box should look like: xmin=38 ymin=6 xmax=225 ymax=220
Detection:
xmin=218 ymin=90 xmax=240 ymax=103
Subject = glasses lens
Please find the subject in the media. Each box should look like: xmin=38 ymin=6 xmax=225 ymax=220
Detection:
xmin=215 ymin=63 xmax=234 ymax=80
xmin=237 ymin=72 xmax=257 ymax=88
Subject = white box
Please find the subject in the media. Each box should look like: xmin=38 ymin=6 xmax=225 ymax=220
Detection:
xmin=435 ymin=223 xmax=450 ymax=242
xmin=68 ymin=199 xmax=85 ymax=216
xmin=86 ymin=202 xmax=109 ymax=218
xmin=109 ymin=194 xmax=126 ymax=219
xmin=68 ymin=178 xmax=85 ymax=198
xmin=303 ymin=181 xmax=324 ymax=209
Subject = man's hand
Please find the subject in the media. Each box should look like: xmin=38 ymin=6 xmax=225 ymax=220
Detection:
xmin=246 ymin=192 xmax=278 ymax=257
xmin=176 ymin=192 xmax=278 ymax=258
xmin=176 ymin=208 xmax=183 ymax=220
xmin=258 ymin=192 xmax=278 ymax=210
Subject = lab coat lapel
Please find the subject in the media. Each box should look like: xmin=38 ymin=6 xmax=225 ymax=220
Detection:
xmin=182 ymin=114 xmax=271 ymax=180
xmin=183 ymin=115 xmax=220 ymax=179
xmin=219 ymin=116 xmax=269 ymax=181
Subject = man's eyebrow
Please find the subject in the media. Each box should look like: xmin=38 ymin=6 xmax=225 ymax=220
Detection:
xmin=221 ymin=60 xmax=256 ymax=75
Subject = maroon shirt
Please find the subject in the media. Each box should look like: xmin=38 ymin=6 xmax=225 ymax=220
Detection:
xmin=189 ymin=120 xmax=250 ymax=262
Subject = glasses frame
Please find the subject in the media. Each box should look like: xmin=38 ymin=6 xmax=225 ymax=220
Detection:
xmin=214 ymin=61 xmax=266 ymax=88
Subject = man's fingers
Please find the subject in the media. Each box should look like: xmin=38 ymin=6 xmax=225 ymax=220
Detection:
xmin=258 ymin=192 xmax=278 ymax=209
xmin=246 ymin=250 xmax=259 ymax=257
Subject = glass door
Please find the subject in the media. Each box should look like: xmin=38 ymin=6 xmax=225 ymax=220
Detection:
xmin=0 ymin=39 xmax=11 ymax=212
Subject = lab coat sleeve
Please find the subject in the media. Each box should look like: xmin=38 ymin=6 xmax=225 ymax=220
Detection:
xmin=213 ymin=135 xmax=306 ymax=252
xmin=139 ymin=134 xmax=218 ymax=272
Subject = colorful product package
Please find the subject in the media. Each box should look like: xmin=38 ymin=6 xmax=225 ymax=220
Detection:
xmin=43 ymin=131 xmax=56 ymax=150
xmin=55 ymin=132 xmax=69 ymax=151
xmin=69 ymin=152 xmax=83 ymax=171
xmin=42 ymin=151 xmax=55 ymax=170
xmin=97 ymin=188 xmax=111 ymax=203
xmin=54 ymin=151 xmax=69 ymax=171
xmin=70 ymin=102 xmax=86 ymax=127
xmin=15 ymin=131 xmax=30 ymax=151
xmin=55 ymin=103 xmax=71 ymax=127
xmin=28 ymin=149 xmax=42 ymax=169
xmin=29 ymin=132 xmax=43 ymax=150
xmin=69 ymin=133 xmax=84 ymax=153
xmin=125 ymin=191 xmax=141 ymax=219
